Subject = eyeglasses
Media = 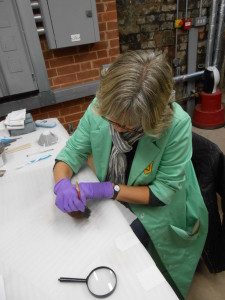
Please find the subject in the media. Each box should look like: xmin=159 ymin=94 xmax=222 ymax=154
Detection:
xmin=102 ymin=116 xmax=143 ymax=133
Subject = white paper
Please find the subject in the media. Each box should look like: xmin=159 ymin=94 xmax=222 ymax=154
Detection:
xmin=8 ymin=109 xmax=26 ymax=122
xmin=137 ymin=266 xmax=166 ymax=291
xmin=0 ymin=119 xmax=178 ymax=300
xmin=115 ymin=201 xmax=137 ymax=225
xmin=115 ymin=232 xmax=140 ymax=251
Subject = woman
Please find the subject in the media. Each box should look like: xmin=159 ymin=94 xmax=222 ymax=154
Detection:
xmin=53 ymin=50 xmax=208 ymax=299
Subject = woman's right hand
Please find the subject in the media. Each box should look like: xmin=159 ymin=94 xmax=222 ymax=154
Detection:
xmin=54 ymin=178 xmax=86 ymax=213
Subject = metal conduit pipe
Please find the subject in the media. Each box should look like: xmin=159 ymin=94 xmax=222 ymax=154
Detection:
xmin=205 ymin=0 xmax=219 ymax=68
xmin=199 ymin=0 xmax=203 ymax=17
xmin=31 ymin=2 xmax=40 ymax=9
xmin=213 ymin=0 xmax=225 ymax=67
xmin=174 ymin=0 xmax=180 ymax=75
xmin=37 ymin=28 xmax=45 ymax=35
xmin=174 ymin=0 xmax=179 ymax=59
xmin=173 ymin=71 xmax=204 ymax=82
xmin=185 ymin=0 xmax=189 ymax=19
xmin=34 ymin=15 xmax=43 ymax=23
xmin=176 ymin=92 xmax=199 ymax=104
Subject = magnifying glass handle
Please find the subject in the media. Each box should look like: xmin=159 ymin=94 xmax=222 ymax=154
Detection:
xmin=58 ymin=277 xmax=86 ymax=283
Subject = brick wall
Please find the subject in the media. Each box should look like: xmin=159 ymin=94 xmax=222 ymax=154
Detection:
xmin=31 ymin=96 xmax=94 ymax=131
xmin=30 ymin=0 xmax=120 ymax=132
xmin=3 ymin=1 xmax=219 ymax=128
xmin=116 ymin=0 xmax=211 ymax=98
xmin=116 ymin=0 xmax=210 ymax=70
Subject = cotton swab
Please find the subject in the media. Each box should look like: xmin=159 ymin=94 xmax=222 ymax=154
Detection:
xmin=26 ymin=148 xmax=54 ymax=157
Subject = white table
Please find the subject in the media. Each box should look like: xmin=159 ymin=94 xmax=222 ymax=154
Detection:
xmin=0 ymin=119 xmax=178 ymax=300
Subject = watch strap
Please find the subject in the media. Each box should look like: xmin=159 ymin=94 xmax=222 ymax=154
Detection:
xmin=112 ymin=184 xmax=120 ymax=200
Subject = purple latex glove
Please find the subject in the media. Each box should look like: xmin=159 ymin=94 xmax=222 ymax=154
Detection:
xmin=54 ymin=178 xmax=86 ymax=213
xmin=79 ymin=182 xmax=114 ymax=200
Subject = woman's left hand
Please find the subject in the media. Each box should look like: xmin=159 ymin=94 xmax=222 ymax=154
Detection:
xmin=79 ymin=182 xmax=114 ymax=200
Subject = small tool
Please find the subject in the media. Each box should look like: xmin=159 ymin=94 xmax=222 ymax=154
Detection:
xmin=75 ymin=181 xmax=81 ymax=198
xmin=76 ymin=181 xmax=91 ymax=218
xmin=16 ymin=154 xmax=52 ymax=169
xmin=0 ymin=137 xmax=22 ymax=143
xmin=26 ymin=148 xmax=54 ymax=157
xmin=68 ymin=181 xmax=91 ymax=218
xmin=59 ymin=266 xmax=117 ymax=298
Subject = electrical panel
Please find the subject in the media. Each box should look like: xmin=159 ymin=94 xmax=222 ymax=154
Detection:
xmin=193 ymin=16 xmax=207 ymax=27
xmin=39 ymin=0 xmax=100 ymax=49
xmin=0 ymin=0 xmax=38 ymax=97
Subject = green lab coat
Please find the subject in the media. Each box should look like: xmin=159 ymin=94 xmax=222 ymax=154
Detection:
xmin=57 ymin=98 xmax=208 ymax=298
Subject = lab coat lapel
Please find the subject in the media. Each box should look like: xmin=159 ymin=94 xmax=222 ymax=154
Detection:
xmin=128 ymin=135 xmax=160 ymax=186
xmin=91 ymin=124 xmax=112 ymax=181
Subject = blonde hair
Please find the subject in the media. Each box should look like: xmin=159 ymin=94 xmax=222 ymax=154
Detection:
xmin=94 ymin=50 xmax=174 ymax=137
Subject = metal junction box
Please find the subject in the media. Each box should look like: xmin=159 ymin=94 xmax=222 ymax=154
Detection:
xmin=0 ymin=0 xmax=38 ymax=97
xmin=39 ymin=0 xmax=100 ymax=49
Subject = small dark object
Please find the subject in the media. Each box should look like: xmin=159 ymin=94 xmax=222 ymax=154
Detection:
xmin=69 ymin=207 xmax=91 ymax=219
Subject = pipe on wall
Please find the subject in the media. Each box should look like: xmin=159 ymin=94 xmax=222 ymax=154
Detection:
xmin=213 ymin=0 xmax=225 ymax=67
xmin=173 ymin=71 xmax=204 ymax=82
xmin=174 ymin=0 xmax=179 ymax=75
xmin=199 ymin=0 xmax=203 ymax=17
xmin=185 ymin=0 xmax=189 ymax=19
xmin=205 ymin=0 xmax=219 ymax=68
xmin=31 ymin=2 xmax=40 ymax=9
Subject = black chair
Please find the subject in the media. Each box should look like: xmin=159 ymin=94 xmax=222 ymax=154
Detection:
xmin=192 ymin=132 xmax=225 ymax=273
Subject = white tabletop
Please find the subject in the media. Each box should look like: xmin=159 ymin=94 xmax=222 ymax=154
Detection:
xmin=0 ymin=119 xmax=178 ymax=300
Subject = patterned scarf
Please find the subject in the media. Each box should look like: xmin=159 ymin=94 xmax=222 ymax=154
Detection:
xmin=106 ymin=123 xmax=144 ymax=184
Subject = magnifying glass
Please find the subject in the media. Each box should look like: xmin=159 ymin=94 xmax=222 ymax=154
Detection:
xmin=58 ymin=266 xmax=117 ymax=298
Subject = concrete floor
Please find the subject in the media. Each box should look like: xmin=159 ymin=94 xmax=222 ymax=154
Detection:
xmin=187 ymin=124 xmax=225 ymax=300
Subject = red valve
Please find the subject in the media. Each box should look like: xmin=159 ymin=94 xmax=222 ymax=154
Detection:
xmin=182 ymin=19 xmax=192 ymax=30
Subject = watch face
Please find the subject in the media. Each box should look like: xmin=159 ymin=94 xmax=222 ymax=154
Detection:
xmin=114 ymin=185 xmax=120 ymax=192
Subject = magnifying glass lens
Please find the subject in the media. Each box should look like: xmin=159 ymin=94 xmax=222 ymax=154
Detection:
xmin=58 ymin=266 xmax=117 ymax=298
xmin=87 ymin=267 xmax=117 ymax=297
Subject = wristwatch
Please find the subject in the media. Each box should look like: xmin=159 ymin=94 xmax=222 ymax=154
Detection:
xmin=112 ymin=184 xmax=120 ymax=200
